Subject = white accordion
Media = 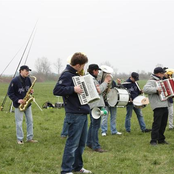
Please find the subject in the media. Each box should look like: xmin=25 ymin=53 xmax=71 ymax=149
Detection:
xmin=156 ymin=78 xmax=174 ymax=101
xmin=72 ymin=74 xmax=100 ymax=105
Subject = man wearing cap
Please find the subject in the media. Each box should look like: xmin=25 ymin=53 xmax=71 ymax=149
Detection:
xmin=86 ymin=64 xmax=111 ymax=153
xmin=143 ymin=67 xmax=168 ymax=146
xmin=7 ymin=65 xmax=38 ymax=145
xmin=123 ymin=72 xmax=151 ymax=133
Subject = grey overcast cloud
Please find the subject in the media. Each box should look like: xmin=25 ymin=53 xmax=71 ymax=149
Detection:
xmin=0 ymin=0 xmax=174 ymax=75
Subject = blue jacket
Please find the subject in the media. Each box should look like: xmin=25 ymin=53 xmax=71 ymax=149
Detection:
xmin=123 ymin=77 xmax=141 ymax=102
xmin=8 ymin=75 xmax=32 ymax=108
xmin=53 ymin=65 xmax=90 ymax=114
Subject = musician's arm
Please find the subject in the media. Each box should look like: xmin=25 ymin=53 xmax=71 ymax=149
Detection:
xmin=7 ymin=80 xmax=20 ymax=104
xmin=143 ymin=80 xmax=158 ymax=94
xmin=53 ymin=75 xmax=74 ymax=96
xmin=98 ymin=81 xmax=108 ymax=94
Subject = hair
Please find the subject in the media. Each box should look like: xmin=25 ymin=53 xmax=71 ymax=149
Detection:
xmin=70 ymin=52 xmax=88 ymax=66
xmin=87 ymin=68 xmax=93 ymax=75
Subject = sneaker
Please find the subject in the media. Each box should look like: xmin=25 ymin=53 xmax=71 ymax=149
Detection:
xmin=26 ymin=139 xmax=38 ymax=143
xmin=142 ymin=129 xmax=152 ymax=133
xmin=112 ymin=132 xmax=122 ymax=135
xmin=102 ymin=132 xmax=106 ymax=136
xmin=150 ymin=142 xmax=157 ymax=146
xmin=79 ymin=168 xmax=92 ymax=173
xmin=17 ymin=140 xmax=24 ymax=145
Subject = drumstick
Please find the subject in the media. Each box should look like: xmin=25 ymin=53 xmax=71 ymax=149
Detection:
xmin=135 ymin=82 xmax=145 ymax=96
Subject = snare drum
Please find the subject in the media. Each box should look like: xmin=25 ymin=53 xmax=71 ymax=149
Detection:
xmin=133 ymin=96 xmax=149 ymax=109
xmin=107 ymin=87 xmax=130 ymax=107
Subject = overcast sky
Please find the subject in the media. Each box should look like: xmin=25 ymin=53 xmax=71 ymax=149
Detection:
xmin=0 ymin=0 xmax=174 ymax=76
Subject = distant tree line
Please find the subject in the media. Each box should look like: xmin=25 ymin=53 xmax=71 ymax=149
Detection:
xmin=0 ymin=57 xmax=154 ymax=83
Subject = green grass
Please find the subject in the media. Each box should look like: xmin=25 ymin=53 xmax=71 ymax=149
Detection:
xmin=0 ymin=81 xmax=174 ymax=174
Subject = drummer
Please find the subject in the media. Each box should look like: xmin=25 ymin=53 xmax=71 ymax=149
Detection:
xmin=122 ymin=72 xmax=151 ymax=133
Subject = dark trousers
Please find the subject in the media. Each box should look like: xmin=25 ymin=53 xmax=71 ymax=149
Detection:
xmin=151 ymin=107 xmax=168 ymax=143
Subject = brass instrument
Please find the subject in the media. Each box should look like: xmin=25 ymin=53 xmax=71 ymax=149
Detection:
xmin=165 ymin=68 xmax=174 ymax=78
xmin=19 ymin=76 xmax=37 ymax=112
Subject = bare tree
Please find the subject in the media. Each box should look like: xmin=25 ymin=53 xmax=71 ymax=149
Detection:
xmin=54 ymin=58 xmax=62 ymax=75
xmin=35 ymin=57 xmax=51 ymax=75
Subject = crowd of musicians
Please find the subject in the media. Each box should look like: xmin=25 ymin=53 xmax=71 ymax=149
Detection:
xmin=7 ymin=52 xmax=174 ymax=174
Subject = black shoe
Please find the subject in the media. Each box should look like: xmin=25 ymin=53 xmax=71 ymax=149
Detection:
xmin=87 ymin=145 xmax=92 ymax=149
xmin=150 ymin=142 xmax=157 ymax=146
xmin=94 ymin=148 xmax=107 ymax=153
xmin=158 ymin=141 xmax=169 ymax=145
xmin=142 ymin=129 xmax=152 ymax=133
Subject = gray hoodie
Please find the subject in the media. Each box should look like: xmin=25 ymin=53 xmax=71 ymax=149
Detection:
xmin=143 ymin=74 xmax=168 ymax=110
xmin=88 ymin=75 xmax=108 ymax=109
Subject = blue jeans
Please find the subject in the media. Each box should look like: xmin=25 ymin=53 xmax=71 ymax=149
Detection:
xmin=61 ymin=113 xmax=88 ymax=174
xmin=14 ymin=106 xmax=33 ymax=141
xmin=86 ymin=113 xmax=101 ymax=150
xmin=125 ymin=104 xmax=146 ymax=132
xmin=61 ymin=115 xmax=69 ymax=137
xmin=101 ymin=106 xmax=117 ymax=134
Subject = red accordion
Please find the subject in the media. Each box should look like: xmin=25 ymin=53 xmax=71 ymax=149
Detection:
xmin=156 ymin=78 xmax=174 ymax=101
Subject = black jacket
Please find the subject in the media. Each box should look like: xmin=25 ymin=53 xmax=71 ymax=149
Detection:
xmin=7 ymin=75 xmax=32 ymax=108
xmin=123 ymin=77 xmax=141 ymax=102
xmin=53 ymin=65 xmax=90 ymax=114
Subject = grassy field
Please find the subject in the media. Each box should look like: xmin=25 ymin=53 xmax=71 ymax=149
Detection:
xmin=0 ymin=81 xmax=174 ymax=174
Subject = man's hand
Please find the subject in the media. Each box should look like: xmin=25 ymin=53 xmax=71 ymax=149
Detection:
xmin=18 ymin=99 xmax=26 ymax=104
xmin=117 ymin=78 xmax=121 ymax=85
xmin=74 ymin=85 xmax=83 ymax=94
xmin=30 ymin=89 xmax=34 ymax=94
xmin=157 ymin=87 xmax=162 ymax=94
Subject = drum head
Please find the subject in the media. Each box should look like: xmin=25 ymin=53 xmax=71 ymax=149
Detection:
xmin=107 ymin=88 xmax=118 ymax=107
xmin=133 ymin=96 xmax=149 ymax=107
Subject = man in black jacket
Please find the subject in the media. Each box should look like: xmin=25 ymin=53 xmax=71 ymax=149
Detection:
xmin=123 ymin=72 xmax=151 ymax=133
xmin=53 ymin=52 xmax=92 ymax=174
xmin=8 ymin=65 xmax=37 ymax=145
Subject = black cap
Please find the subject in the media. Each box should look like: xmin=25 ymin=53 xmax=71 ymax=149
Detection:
xmin=131 ymin=72 xmax=139 ymax=81
xmin=154 ymin=67 xmax=166 ymax=74
xmin=19 ymin=65 xmax=31 ymax=71
xmin=88 ymin=64 xmax=101 ymax=70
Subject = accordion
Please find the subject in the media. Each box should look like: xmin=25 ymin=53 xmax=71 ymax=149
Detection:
xmin=72 ymin=74 xmax=100 ymax=105
xmin=156 ymin=78 xmax=174 ymax=101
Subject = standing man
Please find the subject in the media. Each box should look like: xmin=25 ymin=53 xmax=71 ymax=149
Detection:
xmin=143 ymin=67 xmax=169 ymax=145
xmin=123 ymin=72 xmax=151 ymax=133
xmin=86 ymin=64 xmax=111 ymax=152
xmin=7 ymin=65 xmax=38 ymax=145
xmin=53 ymin=53 xmax=92 ymax=174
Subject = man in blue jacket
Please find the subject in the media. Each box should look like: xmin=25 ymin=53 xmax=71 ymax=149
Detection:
xmin=53 ymin=52 xmax=92 ymax=174
xmin=7 ymin=65 xmax=38 ymax=145
xmin=123 ymin=72 xmax=151 ymax=133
